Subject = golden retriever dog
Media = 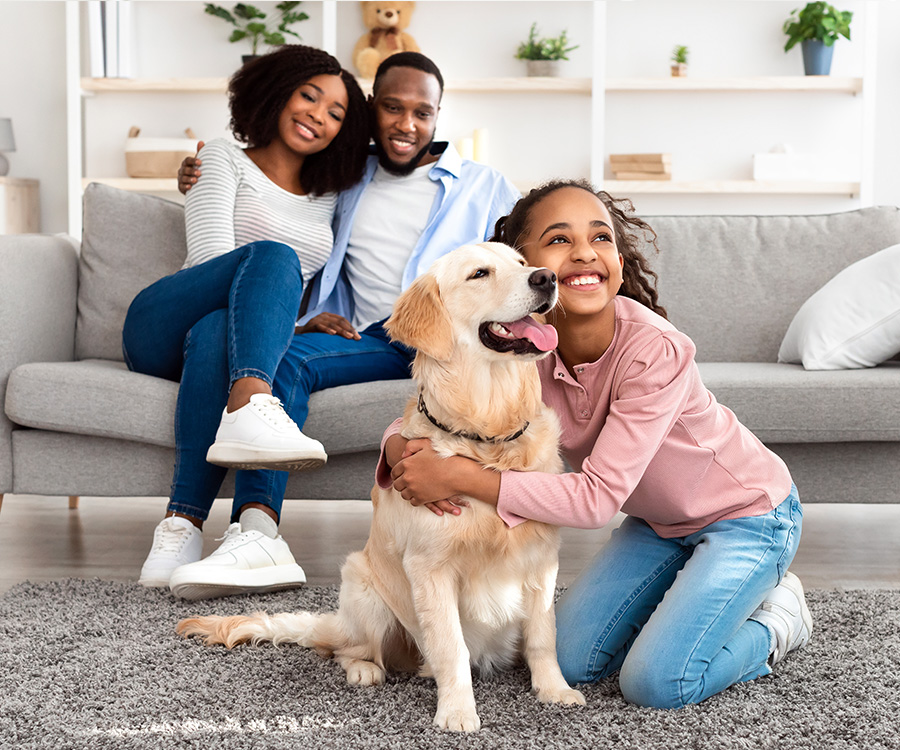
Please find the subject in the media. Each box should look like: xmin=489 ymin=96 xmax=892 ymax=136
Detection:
xmin=177 ymin=242 xmax=586 ymax=732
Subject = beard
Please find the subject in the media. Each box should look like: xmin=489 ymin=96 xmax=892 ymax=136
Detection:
xmin=374 ymin=137 xmax=435 ymax=177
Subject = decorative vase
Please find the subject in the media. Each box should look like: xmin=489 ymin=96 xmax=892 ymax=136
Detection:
xmin=526 ymin=60 xmax=560 ymax=77
xmin=670 ymin=63 xmax=687 ymax=77
xmin=800 ymin=39 xmax=833 ymax=76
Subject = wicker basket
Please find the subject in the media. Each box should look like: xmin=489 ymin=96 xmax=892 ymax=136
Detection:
xmin=124 ymin=127 xmax=197 ymax=179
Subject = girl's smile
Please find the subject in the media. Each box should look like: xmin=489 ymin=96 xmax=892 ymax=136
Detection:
xmin=560 ymin=272 xmax=606 ymax=289
xmin=518 ymin=187 xmax=624 ymax=320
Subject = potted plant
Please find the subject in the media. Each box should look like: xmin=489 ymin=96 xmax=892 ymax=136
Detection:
xmin=783 ymin=2 xmax=852 ymax=76
xmin=514 ymin=22 xmax=579 ymax=77
xmin=670 ymin=45 xmax=689 ymax=77
xmin=205 ymin=1 xmax=309 ymax=64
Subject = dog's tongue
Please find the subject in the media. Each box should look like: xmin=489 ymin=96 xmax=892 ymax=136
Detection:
xmin=503 ymin=316 xmax=558 ymax=352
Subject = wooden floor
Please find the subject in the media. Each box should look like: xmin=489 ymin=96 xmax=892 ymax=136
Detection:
xmin=1 ymin=494 xmax=898 ymax=594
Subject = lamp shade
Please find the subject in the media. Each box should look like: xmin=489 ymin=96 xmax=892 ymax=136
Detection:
xmin=0 ymin=119 xmax=15 ymax=152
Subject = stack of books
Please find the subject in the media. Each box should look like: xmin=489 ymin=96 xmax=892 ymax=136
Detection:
xmin=609 ymin=153 xmax=672 ymax=181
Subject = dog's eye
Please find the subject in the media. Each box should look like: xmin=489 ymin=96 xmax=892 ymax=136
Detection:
xmin=468 ymin=268 xmax=490 ymax=280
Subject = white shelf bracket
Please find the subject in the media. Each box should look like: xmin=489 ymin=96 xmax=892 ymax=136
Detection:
xmin=590 ymin=0 xmax=607 ymax=188
xmin=66 ymin=1 xmax=83 ymax=239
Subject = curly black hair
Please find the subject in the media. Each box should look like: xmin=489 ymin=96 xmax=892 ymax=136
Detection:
xmin=228 ymin=45 xmax=369 ymax=196
xmin=491 ymin=179 xmax=667 ymax=319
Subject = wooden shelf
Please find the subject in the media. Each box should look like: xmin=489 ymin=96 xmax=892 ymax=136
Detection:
xmin=602 ymin=179 xmax=861 ymax=196
xmin=82 ymin=75 xmax=862 ymax=96
xmin=82 ymin=76 xmax=593 ymax=95
xmin=81 ymin=77 xmax=228 ymax=93
xmin=606 ymin=76 xmax=862 ymax=93
xmin=82 ymin=177 xmax=178 ymax=192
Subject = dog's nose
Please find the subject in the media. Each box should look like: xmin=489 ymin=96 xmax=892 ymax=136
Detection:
xmin=529 ymin=268 xmax=557 ymax=290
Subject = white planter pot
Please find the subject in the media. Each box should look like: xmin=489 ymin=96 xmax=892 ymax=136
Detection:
xmin=526 ymin=60 xmax=560 ymax=77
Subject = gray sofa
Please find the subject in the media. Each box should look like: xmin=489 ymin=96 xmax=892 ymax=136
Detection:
xmin=1 ymin=184 xmax=899 ymax=509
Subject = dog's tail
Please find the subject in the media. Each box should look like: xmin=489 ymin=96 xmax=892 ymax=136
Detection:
xmin=176 ymin=611 xmax=348 ymax=655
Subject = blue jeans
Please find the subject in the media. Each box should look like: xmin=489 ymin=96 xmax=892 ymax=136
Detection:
xmin=122 ymin=242 xmax=304 ymax=522
xmin=555 ymin=485 xmax=802 ymax=709
xmin=233 ymin=320 xmax=416 ymax=514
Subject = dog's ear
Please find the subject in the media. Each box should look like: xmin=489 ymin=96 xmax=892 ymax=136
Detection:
xmin=386 ymin=274 xmax=454 ymax=361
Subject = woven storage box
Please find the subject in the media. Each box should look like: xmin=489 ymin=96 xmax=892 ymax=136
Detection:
xmin=124 ymin=128 xmax=197 ymax=178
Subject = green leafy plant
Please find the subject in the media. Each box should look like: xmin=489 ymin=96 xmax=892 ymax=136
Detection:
xmin=515 ymin=23 xmax=579 ymax=61
xmin=783 ymin=2 xmax=852 ymax=51
xmin=671 ymin=45 xmax=689 ymax=65
xmin=204 ymin=2 xmax=309 ymax=55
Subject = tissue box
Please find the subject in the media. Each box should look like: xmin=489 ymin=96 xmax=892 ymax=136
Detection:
xmin=752 ymin=153 xmax=857 ymax=182
xmin=125 ymin=137 xmax=197 ymax=178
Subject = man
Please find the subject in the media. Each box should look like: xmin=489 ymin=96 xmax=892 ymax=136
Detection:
xmin=154 ymin=52 xmax=521 ymax=599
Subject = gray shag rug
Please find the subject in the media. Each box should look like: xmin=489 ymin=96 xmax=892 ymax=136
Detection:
xmin=1 ymin=580 xmax=898 ymax=750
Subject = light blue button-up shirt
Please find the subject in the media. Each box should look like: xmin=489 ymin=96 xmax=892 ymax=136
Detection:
xmin=299 ymin=141 xmax=521 ymax=325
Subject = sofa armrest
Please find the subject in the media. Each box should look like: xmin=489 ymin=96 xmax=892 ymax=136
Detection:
xmin=0 ymin=234 xmax=79 ymax=492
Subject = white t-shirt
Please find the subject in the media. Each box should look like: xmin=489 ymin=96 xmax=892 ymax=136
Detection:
xmin=183 ymin=138 xmax=336 ymax=286
xmin=344 ymin=163 xmax=439 ymax=330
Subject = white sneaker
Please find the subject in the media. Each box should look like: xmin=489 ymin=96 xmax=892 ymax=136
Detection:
xmin=750 ymin=571 xmax=813 ymax=665
xmin=139 ymin=516 xmax=203 ymax=588
xmin=168 ymin=523 xmax=306 ymax=600
xmin=206 ymin=393 xmax=327 ymax=472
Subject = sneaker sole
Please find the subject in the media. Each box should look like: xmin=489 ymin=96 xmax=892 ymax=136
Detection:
xmin=169 ymin=564 xmax=307 ymax=601
xmin=206 ymin=443 xmax=327 ymax=472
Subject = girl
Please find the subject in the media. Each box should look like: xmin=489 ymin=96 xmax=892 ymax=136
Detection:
xmin=384 ymin=179 xmax=812 ymax=709
xmin=123 ymin=46 xmax=369 ymax=594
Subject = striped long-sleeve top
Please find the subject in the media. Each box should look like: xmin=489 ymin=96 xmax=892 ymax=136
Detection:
xmin=182 ymin=138 xmax=336 ymax=285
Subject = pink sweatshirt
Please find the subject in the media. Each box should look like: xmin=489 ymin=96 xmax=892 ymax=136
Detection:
xmin=378 ymin=296 xmax=793 ymax=538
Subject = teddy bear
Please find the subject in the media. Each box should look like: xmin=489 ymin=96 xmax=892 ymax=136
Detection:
xmin=352 ymin=2 xmax=420 ymax=80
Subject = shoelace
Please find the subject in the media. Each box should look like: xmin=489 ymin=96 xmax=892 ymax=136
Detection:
xmin=251 ymin=395 xmax=297 ymax=431
xmin=152 ymin=521 xmax=194 ymax=555
xmin=212 ymin=523 xmax=251 ymax=553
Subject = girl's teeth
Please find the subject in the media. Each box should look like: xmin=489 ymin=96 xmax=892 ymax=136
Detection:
xmin=567 ymin=276 xmax=601 ymax=286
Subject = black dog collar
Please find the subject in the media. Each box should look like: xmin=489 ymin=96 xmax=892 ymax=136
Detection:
xmin=416 ymin=392 xmax=530 ymax=444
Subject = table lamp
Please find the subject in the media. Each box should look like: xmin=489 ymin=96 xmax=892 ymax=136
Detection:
xmin=0 ymin=119 xmax=15 ymax=177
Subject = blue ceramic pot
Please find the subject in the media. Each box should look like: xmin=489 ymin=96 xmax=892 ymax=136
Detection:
xmin=801 ymin=39 xmax=834 ymax=76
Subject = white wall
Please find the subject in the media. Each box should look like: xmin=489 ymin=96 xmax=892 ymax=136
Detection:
xmin=0 ymin=0 xmax=69 ymax=234
xmin=1 ymin=0 xmax=898 ymax=234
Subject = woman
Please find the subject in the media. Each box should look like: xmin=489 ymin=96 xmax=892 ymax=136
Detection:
xmin=123 ymin=46 xmax=369 ymax=594
xmin=384 ymin=180 xmax=812 ymax=709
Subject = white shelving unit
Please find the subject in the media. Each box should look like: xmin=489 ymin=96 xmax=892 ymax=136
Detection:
xmin=65 ymin=0 xmax=878 ymax=237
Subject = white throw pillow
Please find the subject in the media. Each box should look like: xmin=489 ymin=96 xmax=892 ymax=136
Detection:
xmin=778 ymin=243 xmax=900 ymax=370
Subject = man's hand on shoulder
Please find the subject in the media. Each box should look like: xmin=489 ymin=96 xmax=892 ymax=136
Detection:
xmin=295 ymin=313 xmax=361 ymax=340
xmin=177 ymin=140 xmax=205 ymax=195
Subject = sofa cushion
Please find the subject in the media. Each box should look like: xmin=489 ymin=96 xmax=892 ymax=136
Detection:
xmin=777 ymin=243 xmax=900 ymax=370
xmin=76 ymin=184 xmax=187 ymax=362
xmin=5 ymin=360 xmax=416 ymax=454
xmin=645 ymin=207 xmax=900 ymax=362
xmin=698 ymin=361 xmax=900 ymax=442
xmin=6 ymin=360 xmax=178 ymax=447
xmin=7 ymin=359 xmax=899 ymax=450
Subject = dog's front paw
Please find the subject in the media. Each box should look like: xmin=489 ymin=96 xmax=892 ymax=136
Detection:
xmin=433 ymin=705 xmax=481 ymax=732
xmin=536 ymin=686 xmax=586 ymax=706
xmin=345 ymin=659 xmax=385 ymax=686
